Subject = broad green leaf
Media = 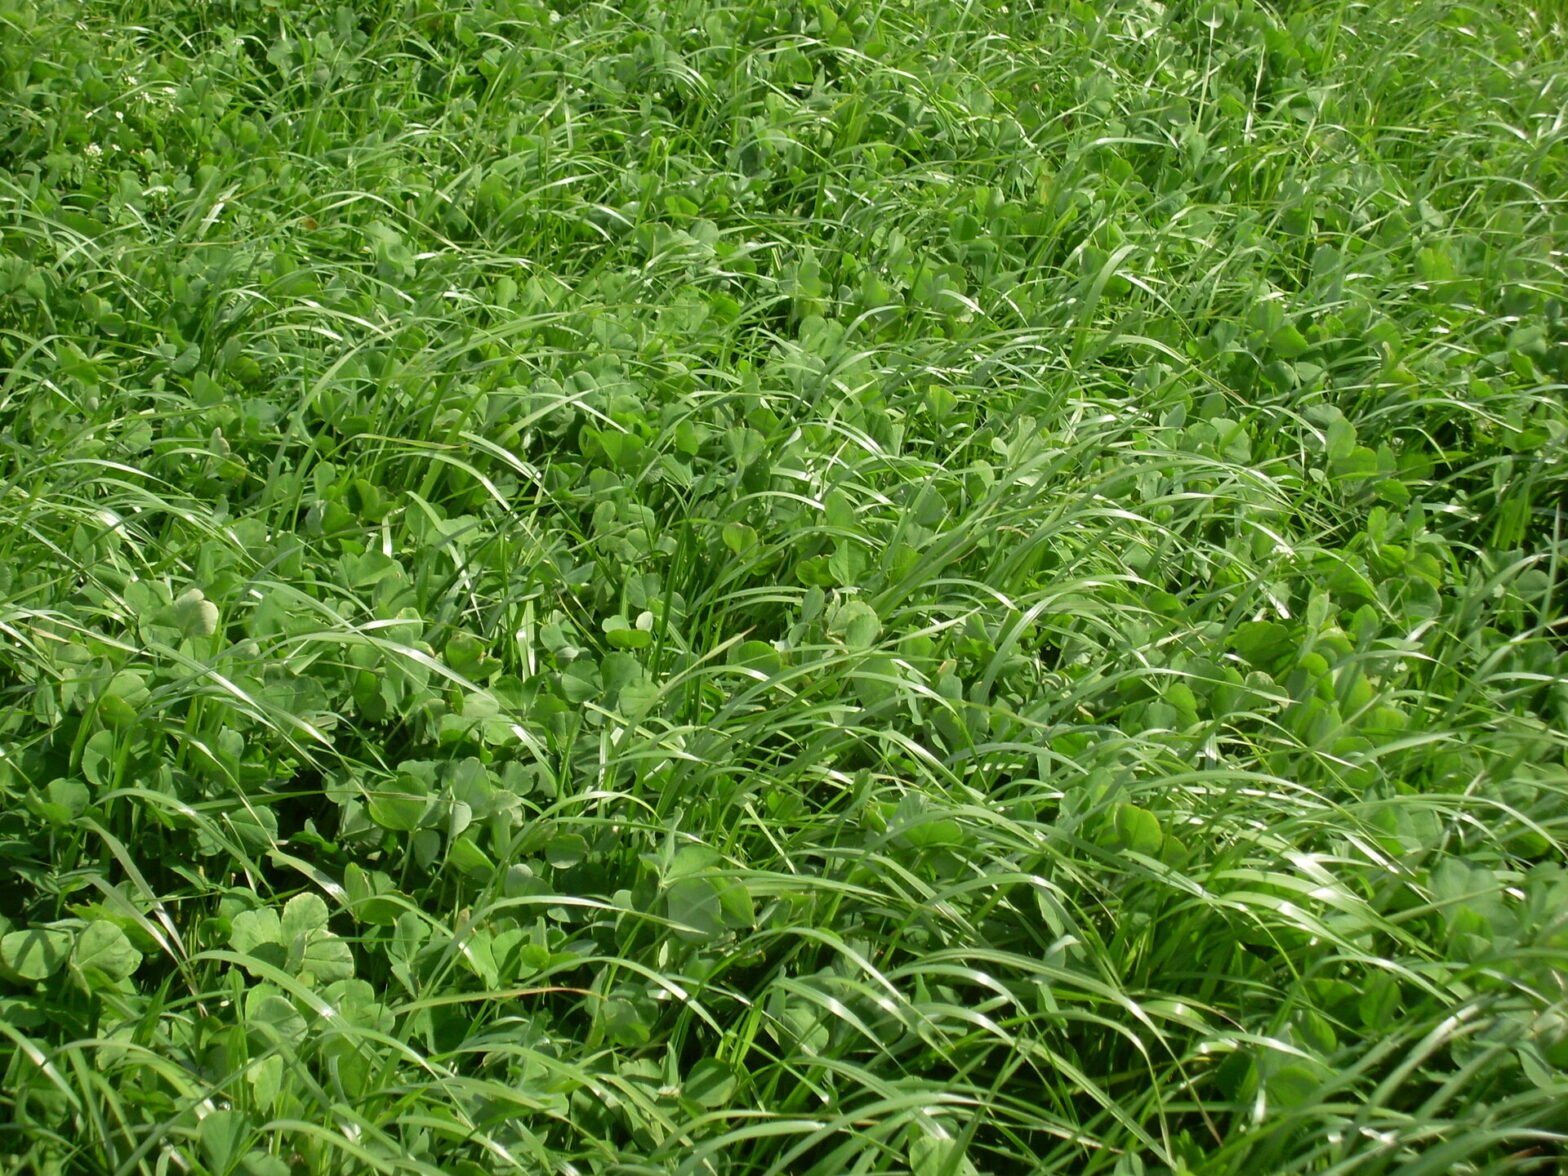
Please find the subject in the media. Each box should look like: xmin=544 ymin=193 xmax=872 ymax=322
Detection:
xmin=71 ymin=920 xmax=141 ymax=982
xmin=1268 ymin=323 xmax=1310 ymax=359
xmin=618 ymin=679 xmax=661 ymax=721
xmin=911 ymin=484 xmax=948 ymax=526
xmin=729 ymin=640 xmax=783 ymax=675
xmin=546 ymin=832 xmax=589 ymax=869
xmin=910 ymin=1132 xmax=979 ymax=1176
xmin=1111 ymin=803 xmax=1164 ymax=856
xmin=896 ymin=813 xmax=965 ymax=850
xmin=1229 ymin=621 xmax=1294 ymax=669
xmin=344 ymin=863 xmax=408 ymax=925
xmin=458 ymin=929 xmax=500 ymax=988
xmin=168 ymin=588 xmax=221 ymax=637
xmin=97 ymin=692 xmax=139 ymax=729
xmin=714 ymin=875 xmax=755 ymax=930
xmin=225 ymin=806 xmax=279 ymax=855
xmin=1324 ymin=415 xmax=1357 ymax=461
xmin=247 ymin=1054 xmax=285 ymax=1113
xmin=669 ymin=845 xmax=722 ymax=879
xmin=1159 ymin=833 xmax=1192 ymax=868
xmin=851 ymin=653 xmax=901 ymax=708
xmin=795 ymin=553 xmax=836 ymax=587
xmin=390 ymin=912 xmax=428 ymax=966
xmin=829 ymin=541 xmax=867 ymax=587
xmin=81 ymin=729 xmax=116 ymax=788
xmin=665 ymin=846 xmax=754 ymax=941
xmin=600 ymin=652 xmax=645 ymax=696
xmin=29 ymin=778 xmax=88 ymax=826
xmin=246 ymin=991 xmax=308 ymax=1045
xmin=667 ymin=875 xmax=726 ymax=940
xmin=447 ymin=833 xmax=494 ymax=878
xmin=446 ymin=633 xmax=499 ymax=679
xmin=600 ymin=998 xmax=651 ymax=1047
xmin=367 ymin=774 xmax=430 ymax=832
xmin=323 ymin=979 xmax=391 ymax=1030
xmin=412 ymin=828 xmax=441 ymax=870
xmin=559 ymin=660 xmax=601 ymax=703
xmin=279 ymin=893 xmax=330 ymax=942
xmin=1331 ymin=445 xmax=1379 ymax=480
xmin=101 ymin=668 xmax=149 ymax=711
xmin=240 ymin=1154 xmax=291 ymax=1176
xmin=229 ymin=908 xmax=283 ymax=953
xmin=824 ymin=488 xmax=857 ymax=531
xmin=198 ymin=1109 xmax=251 ymax=1175
xmin=684 ymin=1058 xmax=739 ymax=1107
xmin=830 ymin=600 xmax=880 ymax=650
xmin=721 ymin=522 xmax=758 ymax=556
xmin=1374 ymin=477 xmax=1410 ymax=507
xmin=604 ymin=616 xmax=651 ymax=649
xmin=778 ymin=993 xmax=831 ymax=1054
xmin=0 ymin=927 xmax=73 ymax=982
xmin=1265 ymin=1063 xmax=1322 ymax=1109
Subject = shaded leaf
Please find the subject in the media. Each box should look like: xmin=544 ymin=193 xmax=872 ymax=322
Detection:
xmin=0 ymin=927 xmax=73 ymax=982
xmin=830 ymin=600 xmax=881 ymax=650
xmin=71 ymin=920 xmax=142 ymax=982
xmin=1111 ymin=803 xmax=1164 ymax=857
xmin=684 ymin=1058 xmax=739 ymax=1107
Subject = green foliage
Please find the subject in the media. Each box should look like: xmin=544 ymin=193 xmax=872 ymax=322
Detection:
xmin=1 ymin=0 xmax=1565 ymax=1172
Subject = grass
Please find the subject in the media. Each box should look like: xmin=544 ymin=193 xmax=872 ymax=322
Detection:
xmin=0 ymin=0 xmax=1565 ymax=1172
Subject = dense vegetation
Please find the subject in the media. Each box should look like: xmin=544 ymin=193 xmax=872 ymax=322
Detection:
xmin=1 ymin=0 xmax=1565 ymax=1172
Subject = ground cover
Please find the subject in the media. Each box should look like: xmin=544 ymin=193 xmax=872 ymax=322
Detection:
xmin=1 ymin=0 xmax=1566 ymax=1172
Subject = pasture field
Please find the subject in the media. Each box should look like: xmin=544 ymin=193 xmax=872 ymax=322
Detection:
xmin=1 ymin=0 xmax=1566 ymax=1172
